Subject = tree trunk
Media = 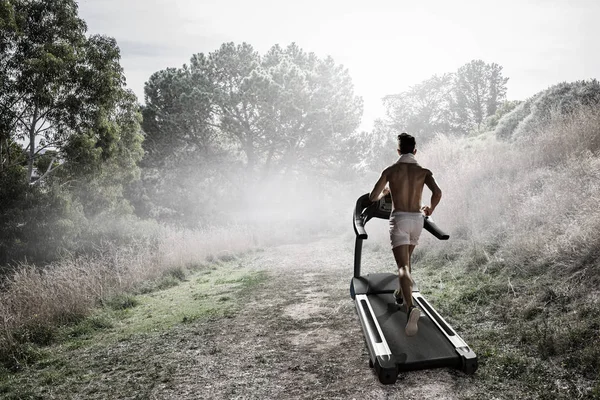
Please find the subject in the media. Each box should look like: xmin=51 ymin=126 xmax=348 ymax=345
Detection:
xmin=26 ymin=105 xmax=39 ymax=183
xmin=261 ymin=145 xmax=275 ymax=181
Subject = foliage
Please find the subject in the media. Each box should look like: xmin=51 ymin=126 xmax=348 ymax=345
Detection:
xmin=402 ymin=102 xmax=600 ymax=397
xmin=0 ymin=0 xmax=143 ymax=184
xmin=480 ymin=99 xmax=522 ymax=133
xmin=494 ymin=79 xmax=600 ymax=140
xmin=382 ymin=74 xmax=455 ymax=142
xmin=355 ymin=120 xmax=398 ymax=174
xmin=0 ymin=0 xmax=144 ymax=265
xmin=138 ymin=42 xmax=363 ymax=224
xmin=0 ymin=166 xmax=84 ymax=265
xmin=452 ymin=60 xmax=509 ymax=131
xmin=379 ymin=60 xmax=509 ymax=145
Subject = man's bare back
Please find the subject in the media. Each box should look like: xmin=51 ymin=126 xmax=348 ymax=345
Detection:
xmin=369 ymin=156 xmax=441 ymax=215
xmin=386 ymin=162 xmax=431 ymax=213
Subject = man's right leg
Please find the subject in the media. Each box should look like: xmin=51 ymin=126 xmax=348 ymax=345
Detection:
xmin=393 ymin=244 xmax=420 ymax=336
xmin=392 ymin=245 xmax=413 ymax=309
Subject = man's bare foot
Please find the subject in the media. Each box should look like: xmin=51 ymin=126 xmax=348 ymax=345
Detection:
xmin=405 ymin=306 xmax=420 ymax=336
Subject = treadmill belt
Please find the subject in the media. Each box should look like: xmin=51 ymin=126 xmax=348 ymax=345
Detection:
xmin=368 ymin=293 xmax=461 ymax=371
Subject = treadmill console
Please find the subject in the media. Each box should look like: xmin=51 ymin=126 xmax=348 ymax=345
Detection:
xmin=378 ymin=194 xmax=393 ymax=214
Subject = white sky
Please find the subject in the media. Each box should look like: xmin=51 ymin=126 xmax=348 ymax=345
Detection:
xmin=79 ymin=0 xmax=599 ymax=131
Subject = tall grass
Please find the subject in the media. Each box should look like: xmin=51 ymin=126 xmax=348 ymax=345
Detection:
xmin=0 ymin=222 xmax=272 ymax=369
xmin=413 ymin=104 xmax=600 ymax=397
xmin=419 ymin=104 xmax=600 ymax=278
xmin=0 ymin=203 xmax=351 ymax=370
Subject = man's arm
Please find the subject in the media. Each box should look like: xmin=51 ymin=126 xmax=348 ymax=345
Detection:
xmin=423 ymin=171 xmax=442 ymax=216
xmin=369 ymin=170 xmax=389 ymax=202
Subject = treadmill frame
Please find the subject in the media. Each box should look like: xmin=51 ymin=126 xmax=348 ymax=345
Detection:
xmin=351 ymin=194 xmax=477 ymax=383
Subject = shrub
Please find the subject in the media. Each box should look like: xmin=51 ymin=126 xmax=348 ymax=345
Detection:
xmin=494 ymin=79 xmax=600 ymax=140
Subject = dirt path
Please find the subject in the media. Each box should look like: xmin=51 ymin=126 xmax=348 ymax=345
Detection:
xmin=141 ymin=235 xmax=478 ymax=399
xmin=12 ymin=235 xmax=483 ymax=399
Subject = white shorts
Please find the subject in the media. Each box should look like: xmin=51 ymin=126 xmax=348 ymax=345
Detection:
xmin=389 ymin=211 xmax=424 ymax=248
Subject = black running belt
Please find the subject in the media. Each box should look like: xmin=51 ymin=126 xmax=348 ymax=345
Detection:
xmin=368 ymin=293 xmax=461 ymax=371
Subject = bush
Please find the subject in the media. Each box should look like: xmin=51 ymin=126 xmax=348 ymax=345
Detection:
xmin=494 ymin=79 xmax=600 ymax=140
xmin=0 ymin=169 xmax=85 ymax=265
xmin=420 ymin=103 xmax=600 ymax=277
xmin=494 ymin=97 xmax=536 ymax=139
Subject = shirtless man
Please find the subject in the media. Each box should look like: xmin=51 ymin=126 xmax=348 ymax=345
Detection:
xmin=368 ymin=133 xmax=442 ymax=336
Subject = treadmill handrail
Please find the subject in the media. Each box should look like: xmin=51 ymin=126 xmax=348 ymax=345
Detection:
xmin=424 ymin=216 xmax=449 ymax=240
xmin=353 ymin=195 xmax=371 ymax=239
xmin=353 ymin=193 xmax=450 ymax=241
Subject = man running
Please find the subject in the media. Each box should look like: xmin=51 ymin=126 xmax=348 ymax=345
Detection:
xmin=368 ymin=133 xmax=442 ymax=336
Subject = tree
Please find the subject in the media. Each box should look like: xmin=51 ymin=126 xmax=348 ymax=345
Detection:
xmin=0 ymin=0 xmax=19 ymax=172
xmin=141 ymin=66 xmax=214 ymax=169
xmin=382 ymin=73 xmax=455 ymax=143
xmin=260 ymin=43 xmax=363 ymax=176
xmin=136 ymin=61 xmax=224 ymax=224
xmin=191 ymin=42 xmax=363 ymax=177
xmin=452 ymin=60 xmax=508 ymax=131
xmin=139 ymin=42 xmax=363 ymax=224
xmin=62 ymin=90 xmax=144 ymax=218
xmin=0 ymin=0 xmax=132 ymax=184
xmin=379 ymin=60 xmax=509 ymax=142
xmin=0 ymin=0 xmax=145 ymax=264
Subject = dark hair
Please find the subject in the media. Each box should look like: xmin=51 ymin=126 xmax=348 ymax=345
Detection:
xmin=398 ymin=133 xmax=416 ymax=154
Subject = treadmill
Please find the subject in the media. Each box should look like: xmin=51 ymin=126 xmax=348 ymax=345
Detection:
xmin=350 ymin=193 xmax=477 ymax=384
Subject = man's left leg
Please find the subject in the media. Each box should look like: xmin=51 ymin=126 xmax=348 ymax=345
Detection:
xmin=393 ymin=245 xmax=420 ymax=336
xmin=408 ymin=245 xmax=416 ymax=273
xmin=393 ymin=244 xmax=417 ymax=304
xmin=392 ymin=244 xmax=413 ymax=309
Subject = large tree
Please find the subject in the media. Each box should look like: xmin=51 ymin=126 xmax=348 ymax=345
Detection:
xmin=190 ymin=42 xmax=363 ymax=177
xmin=137 ymin=61 xmax=223 ymax=223
xmin=0 ymin=0 xmax=134 ymax=184
xmin=452 ymin=60 xmax=508 ymax=131
xmin=0 ymin=0 xmax=144 ymax=263
xmin=382 ymin=73 xmax=455 ymax=142
xmin=139 ymin=42 xmax=363 ymax=223
xmin=380 ymin=60 xmax=509 ymax=140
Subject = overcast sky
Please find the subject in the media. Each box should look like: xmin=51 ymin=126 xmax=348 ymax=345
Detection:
xmin=79 ymin=0 xmax=599 ymax=131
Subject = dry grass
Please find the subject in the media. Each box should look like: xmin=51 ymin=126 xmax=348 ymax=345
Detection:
xmin=0 ymin=223 xmax=270 ymax=369
xmin=418 ymin=104 xmax=600 ymax=275
xmin=0 ymin=210 xmax=349 ymax=370
xmin=410 ymin=104 xmax=600 ymax=397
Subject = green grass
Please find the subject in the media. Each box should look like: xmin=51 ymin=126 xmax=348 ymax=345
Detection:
xmin=70 ymin=263 xmax=265 ymax=343
xmin=408 ymin=243 xmax=600 ymax=399
xmin=0 ymin=260 xmax=268 ymax=398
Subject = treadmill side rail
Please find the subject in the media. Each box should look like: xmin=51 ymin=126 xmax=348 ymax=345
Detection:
xmin=354 ymin=294 xmax=399 ymax=383
xmin=355 ymin=294 xmax=392 ymax=358
xmin=413 ymin=293 xmax=478 ymax=374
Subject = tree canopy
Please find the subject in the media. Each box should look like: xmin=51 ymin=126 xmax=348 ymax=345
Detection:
xmin=380 ymin=60 xmax=509 ymax=143
xmin=138 ymin=42 xmax=363 ymax=224
xmin=0 ymin=0 xmax=139 ymax=184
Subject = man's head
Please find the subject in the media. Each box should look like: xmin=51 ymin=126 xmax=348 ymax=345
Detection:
xmin=397 ymin=132 xmax=416 ymax=155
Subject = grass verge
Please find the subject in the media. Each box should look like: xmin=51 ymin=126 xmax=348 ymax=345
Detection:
xmin=0 ymin=258 xmax=268 ymax=399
